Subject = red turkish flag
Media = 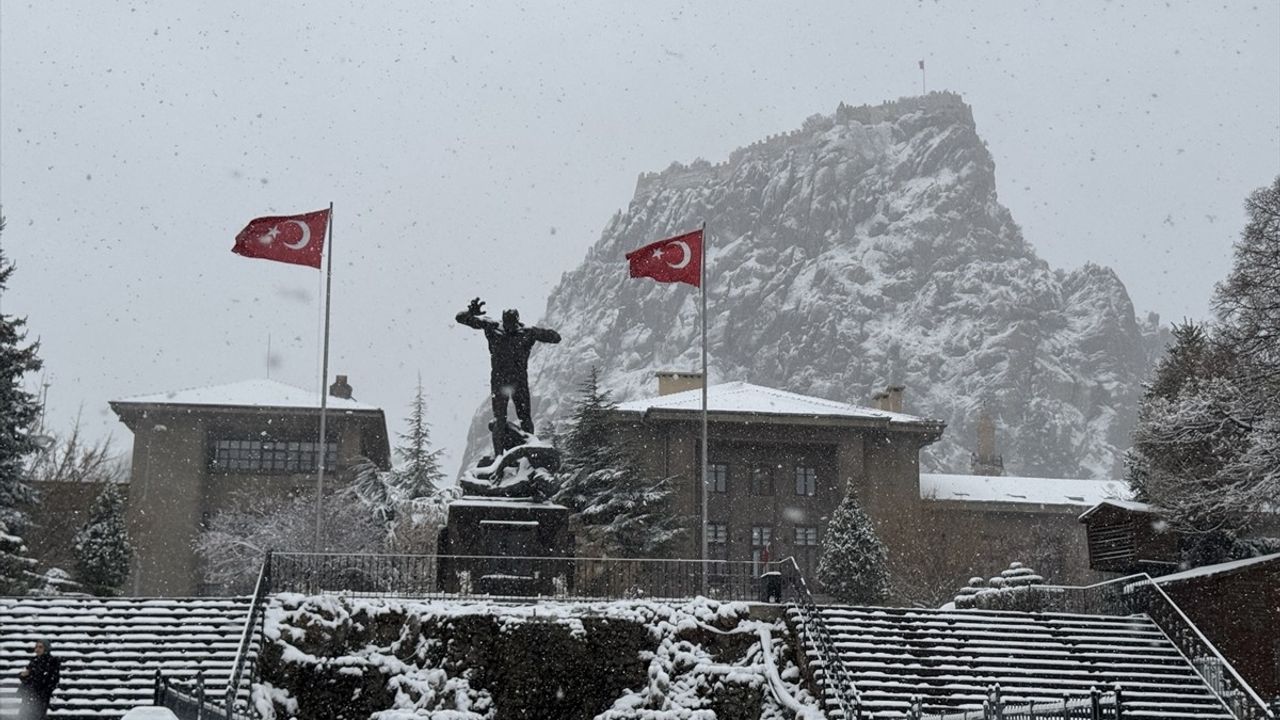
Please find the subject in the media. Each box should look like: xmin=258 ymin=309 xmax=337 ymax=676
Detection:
xmin=232 ymin=209 xmax=329 ymax=269
xmin=626 ymin=229 xmax=702 ymax=287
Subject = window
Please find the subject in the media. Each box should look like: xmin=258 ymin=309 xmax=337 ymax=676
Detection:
xmin=751 ymin=525 xmax=773 ymax=573
xmin=794 ymin=526 xmax=820 ymax=577
xmin=706 ymin=462 xmax=729 ymax=493
xmin=707 ymin=523 xmax=728 ymax=544
xmin=794 ymin=526 xmax=819 ymax=546
xmin=211 ymin=438 xmax=336 ymax=474
xmin=707 ymin=523 xmax=728 ymax=561
xmin=794 ymin=465 xmax=817 ymax=496
xmin=750 ymin=465 xmax=774 ymax=496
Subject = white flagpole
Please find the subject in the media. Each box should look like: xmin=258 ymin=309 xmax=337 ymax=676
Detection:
xmin=700 ymin=220 xmax=709 ymax=595
xmin=314 ymin=202 xmax=334 ymax=552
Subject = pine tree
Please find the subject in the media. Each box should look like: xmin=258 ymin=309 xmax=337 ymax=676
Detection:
xmin=816 ymin=491 xmax=889 ymax=604
xmin=555 ymin=369 xmax=684 ymax=557
xmin=0 ymin=218 xmax=45 ymax=595
xmin=1124 ymin=178 xmax=1280 ymax=564
xmin=392 ymin=375 xmax=445 ymax=499
xmin=73 ymin=484 xmax=133 ymax=596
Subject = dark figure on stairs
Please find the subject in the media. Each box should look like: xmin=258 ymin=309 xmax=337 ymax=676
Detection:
xmin=18 ymin=639 xmax=59 ymax=720
xmin=456 ymin=297 xmax=561 ymax=456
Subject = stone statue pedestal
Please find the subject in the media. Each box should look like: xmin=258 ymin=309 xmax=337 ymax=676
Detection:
xmin=438 ymin=497 xmax=574 ymax=596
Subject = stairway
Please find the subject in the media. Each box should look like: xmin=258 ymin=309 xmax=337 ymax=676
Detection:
xmin=0 ymin=596 xmax=253 ymax=719
xmin=789 ymin=605 xmax=1236 ymax=719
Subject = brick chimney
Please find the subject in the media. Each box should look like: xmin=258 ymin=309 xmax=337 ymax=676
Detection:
xmin=970 ymin=407 xmax=1005 ymax=476
xmin=329 ymin=374 xmax=353 ymax=400
xmin=886 ymin=385 xmax=905 ymax=413
xmin=656 ymin=371 xmax=703 ymax=396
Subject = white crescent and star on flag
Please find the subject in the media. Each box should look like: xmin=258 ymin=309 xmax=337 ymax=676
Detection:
xmin=652 ymin=240 xmax=692 ymax=269
xmin=257 ymin=219 xmax=313 ymax=250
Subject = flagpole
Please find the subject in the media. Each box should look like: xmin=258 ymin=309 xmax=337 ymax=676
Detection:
xmin=314 ymin=202 xmax=334 ymax=552
xmin=699 ymin=220 xmax=708 ymax=596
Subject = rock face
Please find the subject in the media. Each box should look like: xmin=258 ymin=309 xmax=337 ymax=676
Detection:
xmin=463 ymin=93 xmax=1166 ymax=479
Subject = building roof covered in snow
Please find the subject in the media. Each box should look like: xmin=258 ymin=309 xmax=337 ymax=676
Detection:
xmin=1152 ymin=551 xmax=1280 ymax=586
xmin=920 ymin=473 xmax=1131 ymax=511
xmin=615 ymin=381 xmax=944 ymax=435
xmin=111 ymin=378 xmax=382 ymax=413
xmin=1077 ymin=498 xmax=1160 ymax=521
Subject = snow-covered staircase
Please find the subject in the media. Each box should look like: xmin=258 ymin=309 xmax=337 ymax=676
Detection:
xmin=0 ymin=596 xmax=254 ymax=719
xmin=789 ymin=605 xmax=1236 ymax=719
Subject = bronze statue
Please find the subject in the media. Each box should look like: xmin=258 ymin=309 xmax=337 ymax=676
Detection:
xmin=456 ymin=298 xmax=561 ymax=457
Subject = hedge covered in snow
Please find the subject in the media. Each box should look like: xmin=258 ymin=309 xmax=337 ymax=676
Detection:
xmin=254 ymin=594 xmax=823 ymax=720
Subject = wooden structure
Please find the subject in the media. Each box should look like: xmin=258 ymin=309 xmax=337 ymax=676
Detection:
xmin=1078 ymin=499 xmax=1178 ymax=574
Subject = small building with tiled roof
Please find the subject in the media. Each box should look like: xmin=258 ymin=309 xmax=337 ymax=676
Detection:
xmin=110 ymin=376 xmax=390 ymax=596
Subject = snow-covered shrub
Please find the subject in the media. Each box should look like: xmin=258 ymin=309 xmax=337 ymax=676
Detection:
xmin=257 ymin=596 xmax=823 ymax=720
xmin=953 ymin=562 xmax=1048 ymax=611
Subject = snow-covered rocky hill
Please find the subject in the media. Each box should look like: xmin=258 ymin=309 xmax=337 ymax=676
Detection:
xmin=463 ymin=92 xmax=1166 ymax=479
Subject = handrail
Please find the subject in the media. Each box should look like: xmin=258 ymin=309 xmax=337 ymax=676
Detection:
xmin=1132 ymin=575 xmax=1271 ymax=719
xmin=1042 ymin=572 xmax=1272 ymax=719
xmin=225 ymin=550 xmax=272 ymax=719
xmin=779 ymin=556 xmax=862 ymax=720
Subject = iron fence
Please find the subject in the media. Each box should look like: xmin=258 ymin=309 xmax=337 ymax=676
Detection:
xmin=1040 ymin=574 xmax=1275 ymax=720
xmin=908 ymin=685 xmax=1123 ymax=720
xmin=271 ymin=551 xmax=786 ymax=602
xmin=223 ymin=551 xmax=272 ymax=719
xmin=153 ymin=669 xmax=242 ymax=720
xmin=778 ymin=557 xmax=864 ymax=720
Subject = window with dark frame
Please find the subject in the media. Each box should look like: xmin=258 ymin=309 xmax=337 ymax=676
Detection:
xmin=707 ymin=523 xmax=729 ymax=559
xmin=751 ymin=525 xmax=773 ymax=573
xmin=707 ymin=462 xmax=729 ymax=493
xmin=794 ymin=465 xmax=817 ymax=496
xmin=794 ymin=526 xmax=819 ymax=546
xmin=210 ymin=438 xmax=337 ymax=473
xmin=750 ymin=465 xmax=775 ymax=496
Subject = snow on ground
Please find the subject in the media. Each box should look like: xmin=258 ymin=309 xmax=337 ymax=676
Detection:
xmin=258 ymin=594 xmax=824 ymax=720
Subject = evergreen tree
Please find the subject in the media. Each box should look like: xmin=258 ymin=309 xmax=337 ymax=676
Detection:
xmin=555 ymin=368 xmax=684 ymax=557
xmin=1214 ymin=177 xmax=1280 ymax=379
xmin=73 ymin=484 xmax=133 ymax=596
xmin=1124 ymin=178 xmax=1280 ymax=564
xmin=816 ymin=491 xmax=889 ymax=604
xmin=0 ymin=218 xmax=45 ymax=595
xmin=392 ymin=376 xmax=445 ymax=499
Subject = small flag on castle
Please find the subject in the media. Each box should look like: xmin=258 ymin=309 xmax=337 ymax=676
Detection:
xmin=232 ymin=208 xmax=330 ymax=269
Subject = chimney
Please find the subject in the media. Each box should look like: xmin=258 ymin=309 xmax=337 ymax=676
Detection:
xmin=656 ymin=371 xmax=704 ymax=396
xmin=872 ymin=391 xmax=889 ymax=411
xmin=329 ymin=374 xmax=353 ymax=400
xmin=970 ymin=407 xmax=1005 ymax=476
xmin=886 ymin=385 xmax=905 ymax=413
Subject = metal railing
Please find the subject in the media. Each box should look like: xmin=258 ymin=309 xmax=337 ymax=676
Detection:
xmin=154 ymin=669 xmax=237 ymax=720
xmin=778 ymin=557 xmax=863 ymax=720
xmin=223 ymin=551 xmax=273 ymax=719
xmin=1040 ymin=573 xmax=1274 ymax=720
xmin=271 ymin=551 xmax=784 ymax=602
xmin=907 ymin=684 xmax=1123 ymax=720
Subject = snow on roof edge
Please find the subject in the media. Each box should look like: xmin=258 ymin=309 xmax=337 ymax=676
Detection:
xmin=1153 ymin=552 xmax=1280 ymax=585
xmin=616 ymin=381 xmax=939 ymax=426
xmin=921 ymin=472 xmax=1130 ymax=509
xmin=112 ymin=378 xmax=383 ymax=412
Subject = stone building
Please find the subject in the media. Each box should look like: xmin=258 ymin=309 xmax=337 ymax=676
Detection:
xmin=615 ymin=373 xmax=1124 ymax=601
xmin=109 ymin=377 xmax=390 ymax=595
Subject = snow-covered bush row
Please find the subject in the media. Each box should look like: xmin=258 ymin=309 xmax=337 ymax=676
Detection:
xmin=255 ymin=594 xmax=823 ymax=720
xmin=951 ymin=561 xmax=1048 ymax=611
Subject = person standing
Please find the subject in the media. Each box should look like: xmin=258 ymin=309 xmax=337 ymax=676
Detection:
xmin=18 ymin=640 xmax=59 ymax=720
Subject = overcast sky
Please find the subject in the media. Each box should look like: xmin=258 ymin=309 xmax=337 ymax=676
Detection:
xmin=2 ymin=1 xmax=1277 ymax=475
